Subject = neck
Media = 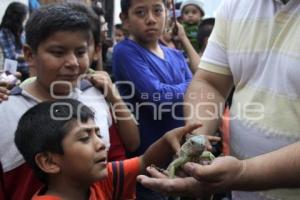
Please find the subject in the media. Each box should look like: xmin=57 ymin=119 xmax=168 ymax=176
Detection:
xmin=46 ymin=178 xmax=90 ymax=200
xmin=129 ymin=36 xmax=164 ymax=59
xmin=160 ymin=37 xmax=175 ymax=49
xmin=130 ymin=35 xmax=159 ymax=51
xmin=24 ymin=80 xmax=76 ymax=101
xmin=24 ymin=81 xmax=54 ymax=101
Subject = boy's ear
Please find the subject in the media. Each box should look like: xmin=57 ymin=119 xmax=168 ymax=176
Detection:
xmin=93 ymin=44 xmax=102 ymax=62
xmin=119 ymin=13 xmax=129 ymax=30
xmin=35 ymin=152 xmax=61 ymax=175
xmin=23 ymin=44 xmax=35 ymax=67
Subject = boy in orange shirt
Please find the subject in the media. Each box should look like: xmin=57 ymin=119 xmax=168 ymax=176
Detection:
xmin=14 ymin=99 xmax=201 ymax=199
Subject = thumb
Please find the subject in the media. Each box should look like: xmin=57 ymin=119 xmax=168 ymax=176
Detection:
xmin=180 ymin=123 xmax=202 ymax=137
xmin=183 ymin=162 xmax=217 ymax=182
xmin=167 ymin=123 xmax=202 ymax=154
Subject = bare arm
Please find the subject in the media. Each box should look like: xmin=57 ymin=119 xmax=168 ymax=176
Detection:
xmin=235 ymin=141 xmax=300 ymax=190
xmin=176 ymin=22 xmax=200 ymax=74
xmin=184 ymin=69 xmax=233 ymax=136
xmin=88 ymin=71 xmax=140 ymax=152
xmin=109 ymin=97 xmax=140 ymax=152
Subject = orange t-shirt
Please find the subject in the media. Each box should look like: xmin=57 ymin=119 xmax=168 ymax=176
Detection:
xmin=31 ymin=157 xmax=141 ymax=200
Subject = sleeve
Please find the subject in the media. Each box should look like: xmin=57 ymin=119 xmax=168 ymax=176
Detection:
xmin=110 ymin=157 xmax=141 ymax=200
xmin=199 ymin=0 xmax=232 ymax=76
xmin=113 ymin=45 xmax=191 ymax=104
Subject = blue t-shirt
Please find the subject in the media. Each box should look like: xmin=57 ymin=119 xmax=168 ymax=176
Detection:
xmin=113 ymin=39 xmax=192 ymax=156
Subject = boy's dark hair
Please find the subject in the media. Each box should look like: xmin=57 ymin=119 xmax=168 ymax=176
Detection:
xmin=25 ymin=4 xmax=93 ymax=52
xmin=14 ymin=99 xmax=95 ymax=183
xmin=63 ymin=2 xmax=101 ymax=47
xmin=0 ymin=2 xmax=28 ymax=48
xmin=197 ymin=18 xmax=215 ymax=52
xmin=115 ymin=24 xmax=123 ymax=30
xmin=121 ymin=0 xmax=167 ymax=14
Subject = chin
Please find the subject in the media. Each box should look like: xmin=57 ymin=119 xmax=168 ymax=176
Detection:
xmin=95 ymin=168 xmax=108 ymax=180
xmin=51 ymin=83 xmax=75 ymax=97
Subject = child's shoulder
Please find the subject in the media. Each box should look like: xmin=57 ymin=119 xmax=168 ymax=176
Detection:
xmin=107 ymin=157 xmax=141 ymax=174
xmin=114 ymin=38 xmax=135 ymax=51
xmin=161 ymin=44 xmax=185 ymax=60
xmin=31 ymin=187 xmax=61 ymax=200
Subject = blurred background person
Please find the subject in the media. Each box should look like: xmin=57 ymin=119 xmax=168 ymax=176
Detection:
xmin=0 ymin=2 xmax=29 ymax=80
xmin=180 ymin=0 xmax=204 ymax=52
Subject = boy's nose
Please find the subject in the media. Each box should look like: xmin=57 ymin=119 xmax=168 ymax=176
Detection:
xmin=146 ymin=12 xmax=157 ymax=24
xmin=94 ymin=134 xmax=106 ymax=152
xmin=64 ymin=53 xmax=79 ymax=67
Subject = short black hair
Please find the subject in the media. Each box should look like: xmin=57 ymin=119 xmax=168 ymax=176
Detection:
xmin=14 ymin=99 xmax=95 ymax=183
xmin=197 ymin=18 xmax=215 ymax=52
xmin=63 ymin=2 xmax=101 ymax=47
xmin=25 ymin=4 xmax=93 ymax=52
xmin=0 ymin=2 xmax=28 ymax=48
xmin=115 ymin=24 xmax=123 ymax=30
xmin=121 ymin=0 xmax=167 ymax=14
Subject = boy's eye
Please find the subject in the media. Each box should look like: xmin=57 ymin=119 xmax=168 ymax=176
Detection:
xmin=76 ymin=49 xmax=87 ymax=57
xmin=135 ymin=10 xmax=146 ymax=17
xmin=79 ymin=136 xmax=90 ymax=142
xmin=154 ymin=8 xmax=163 ymax=16
xmin=50 ymin=50 xmax=64 ymax=57
xmin=95 ymin=129 xmax=102 ymax=138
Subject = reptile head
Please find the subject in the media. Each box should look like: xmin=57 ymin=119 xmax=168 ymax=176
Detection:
xmin=185 ymin=135 xmax=207 ymax=156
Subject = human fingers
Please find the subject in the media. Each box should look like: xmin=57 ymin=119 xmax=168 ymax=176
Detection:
xmin=166 ymin=123 xmax=202 ymax=153
xmin=146 ymin=166 xmax=169 ymax=178
xmin=138 ymin=174 xmax=199 ymax=197
xmin=205 ymin=135 xmax=221 ymax=151
xmin=0 ymin=86 xmax=10 ymax=102
xmin=184 ymin=156 xmax=242 ymax=184
xmin=183 ymin=162 xmax=218 ymax=182
xmin=14 ymin=72 xmax=22 ymax=79
xmin=206 ymin=135 xmax=221 ymax=143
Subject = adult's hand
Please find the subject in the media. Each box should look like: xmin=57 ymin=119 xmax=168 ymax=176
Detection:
xmin=183 ymin=156 xmax=244 ymax=191
xmin=137 ymin=156 xmax=244 ymax=198
xmin=137 ymin=166 xmax=212 ymax=198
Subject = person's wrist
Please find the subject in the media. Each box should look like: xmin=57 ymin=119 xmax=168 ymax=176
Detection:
xmin=231 ymin=159 xmax=247 ymax=190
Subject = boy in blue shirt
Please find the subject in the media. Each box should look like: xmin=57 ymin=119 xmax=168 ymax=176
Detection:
xmin=113 ymin=0 xmax=193 ymax=199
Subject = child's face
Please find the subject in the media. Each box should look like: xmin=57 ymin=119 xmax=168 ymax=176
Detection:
xmin=182 ymin=5 xmax=203 ymax=25
xmin=26 ymin=31 xmax=90 ymax=95
xmin=122 ymin=0 xmax=166 ymax=45
xmin=115 ymin=28 xmax=125 ymax=43
xmin=58 ymin=119 xmax=108 ymax=184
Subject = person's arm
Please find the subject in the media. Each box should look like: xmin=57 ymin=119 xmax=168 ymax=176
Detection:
xmin=137 ymin=141 xmax=300 ymax=197
xmin=176 ymin=22 xmax=200 ymax=74
xmin=139 ymin=123 xmax=202 ymax=174
xmin=182 ymin=141 xmax=300 ymax=192
xmin=87 ymin=71 xmax=140 ymax=152
xmin=231 ymin=141 xmax=300 ymax=190
xmin=184 ymin=69 xmax=233 ymax=137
